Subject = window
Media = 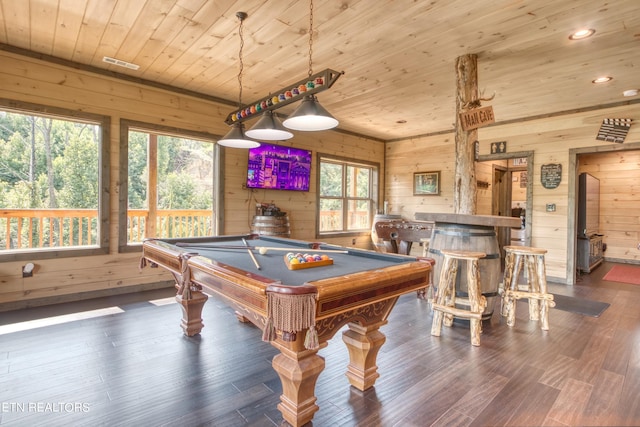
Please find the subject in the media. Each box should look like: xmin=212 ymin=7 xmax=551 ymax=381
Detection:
xmin=119 ymin=120 xmax=220 ymax=251
xmin=318 ymin=155 xmax=378 ymax=235
xmin=0 ymin=100 xmax=109 ymax=260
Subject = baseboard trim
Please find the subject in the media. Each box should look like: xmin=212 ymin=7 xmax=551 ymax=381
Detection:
xmin=0 ymin=281 xmax=175 ymax=313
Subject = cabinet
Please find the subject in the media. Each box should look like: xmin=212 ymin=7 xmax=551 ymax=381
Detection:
xmin=577 ymin=235 xmax=603 ymax=273
xmin=577 ymin=173 xmax=602 ymax=274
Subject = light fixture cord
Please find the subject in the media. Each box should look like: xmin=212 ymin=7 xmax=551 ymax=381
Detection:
xmin=307 ymin=0 xmax=314 ymax=77
xmin=237 ymin=13 xmax=245 ymax=108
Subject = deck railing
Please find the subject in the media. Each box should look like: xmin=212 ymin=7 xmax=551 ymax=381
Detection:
xmin=0 ymin=208 xmax=214 ymax=250
xmin=126 ymin=209 xmax=213 ymax=243
xmin=1 ymin=209 xmax=370 ymax=250
xmin=318 ymin=211 xmax=370 ymax=231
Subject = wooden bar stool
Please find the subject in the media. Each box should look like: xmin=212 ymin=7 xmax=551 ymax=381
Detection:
xmin=500 ymin=246 xmax=555 ymax=330
xmin=431 ymin=249 xmax=487 ymax=346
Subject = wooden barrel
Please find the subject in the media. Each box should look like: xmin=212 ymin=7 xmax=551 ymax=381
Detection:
xmin=251 ymin=215 xmax=290 ymax=237
xmin=428 ymin=223 xmax=501 ymax=319
xmin=371 ymin=214 xmax=402 ymax=252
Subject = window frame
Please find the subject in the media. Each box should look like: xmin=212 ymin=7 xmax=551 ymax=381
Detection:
xmin=0 ymin=98 xmax=110 ymax=262
xmin=118 ymin=119 xmax=223 ymax=253
xmin=316 ymin=153 xmax=379 ymax=238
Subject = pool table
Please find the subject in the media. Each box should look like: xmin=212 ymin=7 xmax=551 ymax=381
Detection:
xmin=141 ymin=234 xmax=432 ymax=427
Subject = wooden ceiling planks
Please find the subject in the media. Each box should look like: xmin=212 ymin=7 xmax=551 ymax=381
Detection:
xmin=89 ymin=0 xmax=147 ymax=68
xmin=2 ymin=0 xmax=29 ymax=49
xmin=1 ymin=0 xmax=639 ymax=140
xmin=30 ymin=0 xmax=58 ymax=55
xmin=51 ymin=0 xmax=88 ymax=61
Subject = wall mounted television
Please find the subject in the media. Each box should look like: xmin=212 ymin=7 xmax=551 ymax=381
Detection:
xmin=246 ymin=144 xmax=312 ymax=191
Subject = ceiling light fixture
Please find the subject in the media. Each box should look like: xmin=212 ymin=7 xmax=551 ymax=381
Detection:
xmin=592 ymin=76 xmax=613 ymax=84
xmin=245 ymin=110 xmax=293 ymax=140
xmin=569 ymin=29 xmax=595 ymax=40
xmin=282 ymin=0 xmax=339 ymax=131
xmin=218 ymin=12 xmax=260 ymax=149
xmin=224 ymin=68 xmax=342 ymax=125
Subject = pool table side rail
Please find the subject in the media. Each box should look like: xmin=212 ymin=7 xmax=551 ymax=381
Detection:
xmin=141 ymin=240 xmax=194 ymax=282
xmin=312 ymin=260 xmax=432 ymax=318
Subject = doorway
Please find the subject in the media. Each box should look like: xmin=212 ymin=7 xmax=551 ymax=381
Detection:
xmin=477 ymin=151 xmax=534 ymax=250
xmin=568 ymin=143 xmax=640 ymax=284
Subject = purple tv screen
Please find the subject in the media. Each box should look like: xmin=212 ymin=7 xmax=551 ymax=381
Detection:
xmin=246 ymin=144 xmax=312 ymax=191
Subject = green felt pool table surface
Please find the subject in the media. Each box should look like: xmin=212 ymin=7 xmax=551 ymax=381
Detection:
xmin=155 ymin=234 xmax=421 ymax=286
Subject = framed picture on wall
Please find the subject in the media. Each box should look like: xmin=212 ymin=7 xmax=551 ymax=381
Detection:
xmin=413 ymin=171 xmax=440 ymax=195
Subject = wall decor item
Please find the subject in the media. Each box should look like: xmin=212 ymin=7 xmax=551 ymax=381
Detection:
xmin=519 ymin=171 xmax=528 ymax=188
xmin=414 ymin=171 xmax=440 ymax=195
xmin=491 ymin=141 xmax=506 ymax=154
xmin=540 ymin=163 xmax=562 ymax=189
xmin=459 ymin=105 xmax=495 ymax=131
xmin=596 ymin=118 xmax=632 ymax=143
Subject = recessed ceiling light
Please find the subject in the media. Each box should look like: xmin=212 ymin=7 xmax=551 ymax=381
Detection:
xmin=623 ymin=89 xmax=639 ymax=97
xmin=592 ymin=76 xmax=612 ymax=84
xmin=102 ymin=56 xmax=140 ymax=70
xmin=396 ymin=120 xmax=407 ymax=124
xmin=569 ymin=29 xmax=595 ymax=40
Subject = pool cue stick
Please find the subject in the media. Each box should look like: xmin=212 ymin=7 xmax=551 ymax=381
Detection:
xmin=256 ymin=247 xmax=348 ymax=254
xmin=242 ymin=238 xmax=261 ymax=270
xmin=175 ymin=243 xmax=248 ymax=249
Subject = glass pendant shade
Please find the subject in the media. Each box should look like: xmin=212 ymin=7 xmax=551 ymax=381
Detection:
xmin=245 ymin=111 xmax=294 ymax=140
xmin=218 ymin=122 xmax=260 ymax=148
xmin=283 ymin=95 xmax=339 ymax=131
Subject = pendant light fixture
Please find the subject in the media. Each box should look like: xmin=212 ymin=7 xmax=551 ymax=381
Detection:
xmin=218 ymin=12 xmax=260 ymax=149
xmin=283 ymin=0 xmax=339 ymax=131
xmin=245 ymin=110 xmax=293 ymax=140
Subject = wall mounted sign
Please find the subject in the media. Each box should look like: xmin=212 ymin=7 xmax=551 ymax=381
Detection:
xmin=540 ymin=163 xmax=562 ymax=189
xmin=459 ymin=105 xmax=495 ymax=131
xmin=520 ymin=171 xmax=528 ymax=188
xmin=491 ymin=141 xmax=506 ymax=154
xmin=596 ymin=118 xmax=632 ymax=143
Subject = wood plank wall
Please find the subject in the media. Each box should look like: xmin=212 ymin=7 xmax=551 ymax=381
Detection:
xmin=0 ymin=51 xmax=384 ymax=309
xmin=385 ymin=105 xmax=640 ymax=283
xmin=1 ymin=49 xmax=639 ymax=307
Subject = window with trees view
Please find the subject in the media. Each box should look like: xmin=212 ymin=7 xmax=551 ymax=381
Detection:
xmin=0 ymin=105 xmax=108 ymax=257
xmin=318 ymin=155 xmax=378 ymax=234
xmin=122 ymin=122 xmax=217 ymax=249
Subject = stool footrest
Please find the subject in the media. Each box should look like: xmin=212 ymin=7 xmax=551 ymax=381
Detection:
xmin=431 ymin=303 xmax=483 ymax=320
xmin=504 ymin=290 xmax=555 ymax=305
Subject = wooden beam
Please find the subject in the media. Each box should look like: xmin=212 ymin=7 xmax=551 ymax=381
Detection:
xmin=147 ymin=134 xmax=158 ymax=238
xmin=454 ymin=54 xmax=478 ymax=215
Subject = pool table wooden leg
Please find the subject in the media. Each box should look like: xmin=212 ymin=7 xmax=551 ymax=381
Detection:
xmin=342 ymin=321 xmax=386 ymax=391
xmin=271 ymin=344 xmax=325 ymax=427
xmin=176 ymin=290 xmax=208 ymax=336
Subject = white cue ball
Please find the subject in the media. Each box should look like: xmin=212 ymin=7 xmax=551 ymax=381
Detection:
xmin=259 ymin=247 xmax=268 ymax=255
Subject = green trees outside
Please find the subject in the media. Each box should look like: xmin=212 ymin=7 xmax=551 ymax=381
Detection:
xmin=0 ymin=111 xmax=99 ymax=210
xmin=127 ymin=131 xmax=214 ymax=210
xmin=0 ymin=110 xmax=214 ymax=250
xmin=319 ymin=160 xmax=374 ymax=232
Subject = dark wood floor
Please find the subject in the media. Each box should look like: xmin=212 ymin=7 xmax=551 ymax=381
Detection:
xmin=2 ymin=261 xmax=640 ymax=426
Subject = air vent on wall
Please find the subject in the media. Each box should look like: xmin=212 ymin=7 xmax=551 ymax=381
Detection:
xmin=102 ymin=56 xmax=140 ymax=70
xmin=596 ymin=118 xmax=632 ymax=143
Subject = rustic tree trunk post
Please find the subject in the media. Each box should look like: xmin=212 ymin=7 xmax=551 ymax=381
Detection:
xmin=454 ymin=54 xmax=479 ymax=215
